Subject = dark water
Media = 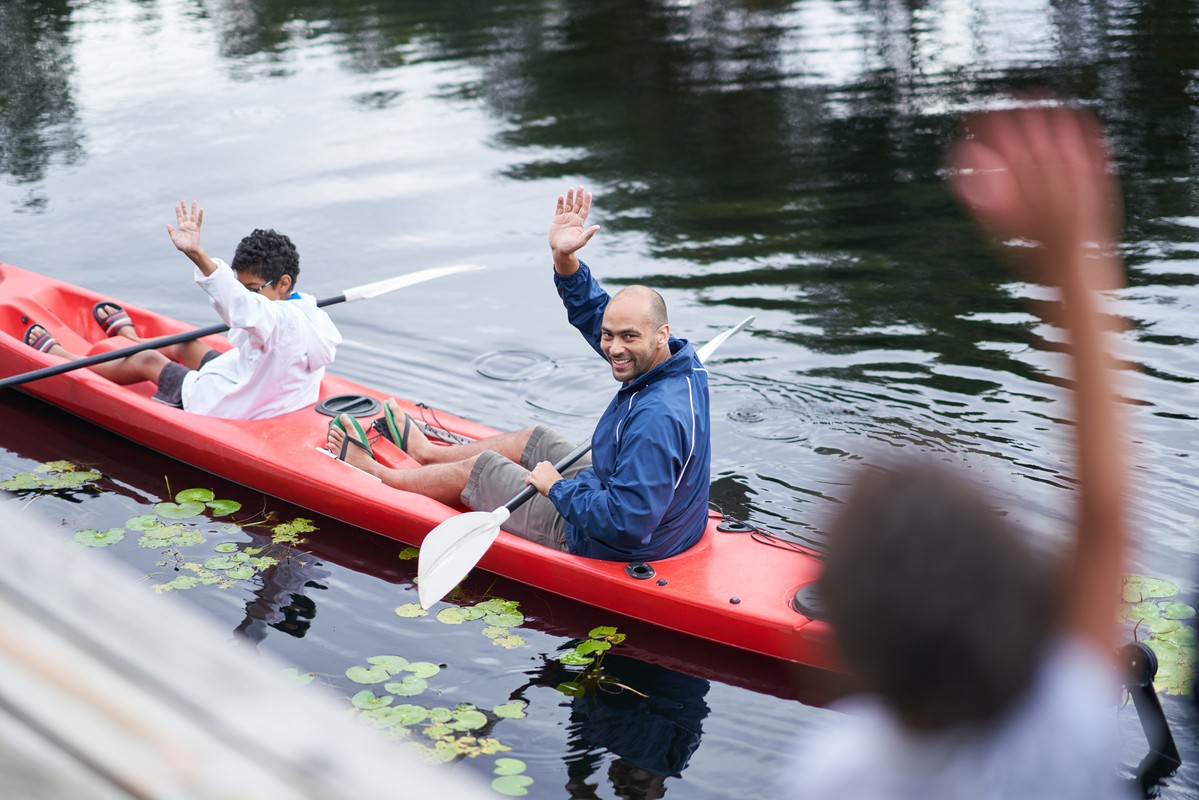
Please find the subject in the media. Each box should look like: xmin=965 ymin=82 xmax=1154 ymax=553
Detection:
xmin=1 ymin=0 xmax=1196 ymax=797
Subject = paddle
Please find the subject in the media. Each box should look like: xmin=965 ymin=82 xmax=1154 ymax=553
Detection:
xmin=0 ymin=264 xmax=484 ymax=391
xmin=417 ymin=314 xmax=755 ymax=609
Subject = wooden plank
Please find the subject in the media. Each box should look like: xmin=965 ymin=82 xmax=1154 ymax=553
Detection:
xmin=0 ymin=503 xmax=491 ymax=799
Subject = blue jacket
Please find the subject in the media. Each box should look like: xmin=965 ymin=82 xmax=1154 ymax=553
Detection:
xmin=549 ymin=262 xmax=711 ymax=561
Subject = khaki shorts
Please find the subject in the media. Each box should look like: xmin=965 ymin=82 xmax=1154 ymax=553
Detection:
xmin=460 ymin=426 xmax=592 ymax=552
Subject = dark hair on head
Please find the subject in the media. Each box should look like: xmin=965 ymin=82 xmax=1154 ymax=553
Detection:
xmin=231 ymin=229 xmax=300 ymax=288
xmin=820 ymin=461 xmax=1056 ymax=731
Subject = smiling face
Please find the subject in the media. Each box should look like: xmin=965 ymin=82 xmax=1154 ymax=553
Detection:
xmin=600 ymin=287 xmax=671 ymax=383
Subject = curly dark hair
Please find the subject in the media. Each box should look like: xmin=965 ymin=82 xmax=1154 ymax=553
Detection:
xmin=819 ymin=461 xmax=1056 ymax=731
xmin=231 ymin=229 xmax=300 ymax=288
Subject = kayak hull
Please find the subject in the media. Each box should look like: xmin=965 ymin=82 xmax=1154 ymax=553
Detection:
xmin=0 ymin=262 xmax=837 ymax=672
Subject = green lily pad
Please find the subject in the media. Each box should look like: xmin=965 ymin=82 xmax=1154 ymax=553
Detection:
xmin=494 ymin=757 xmax=526 ymax=776
xmin=1 ymin=473 xmax=43 ymax=490
xmin=437 ymin=607 xmax=484 ymax=625
xmin=1160 ymin=602 xmax=1196 ymax=621
xmin=403 ymin=662 xmax=440 ymax=679
xmin=249 ymin=556 xmax=278 ymax=571
xmin=38 ymin=460 xmax=77 ymax=473
xmin=492 ymin=702 xmax=527 ymax=720
xmin=384 ymin=676 xmax=428 ymax=697
xmin=427 ymin=707 xmax=453 ymax=723
xmin=491 ymin=775 xmax=534 ymax=796
xmin=127 ymin=516 xmax=163 ymax=531
xmin=558 ymin=651 xmax=593 ymax=666
xmin=589 ymin=626 xmax=626 ymax=644
xmin=282 ymin=668 xmax=315 ymax=686
xmin=154 ymin=501 xmax=206 ymax=520
xmin=483 ymin=611 xmax=525 ymax=629
xmin=556 ymin=681 xmax=585 ymax=697
xmin=494 ymin=635 xmax=525 ymax=649
xmin=1148 ymin=617 xmax=1181 ymax=636
xmin=398 ymin=546 xmax=419 ymax=560
xmin=74 ymin=528 xmax=125 ymax=547
xmin=213 ymin=542 xmax=240 ymax=553
xmin=390 ymin=704 xmax=429 ymax=726
xmin=449 ymin=708 xmax=488 ymax=731
xmin=159 ymin=575 xmax=199 ymax=591
xmin=346 ymin=656 xmax=409 ymax=684
xmin=395 ymin=603 xmax=428 ymax=618
xmin=351 ymin=690 xmax=393 ymax=710
xmin=206 ymin=499 xmax=242 ymax=516
xmin=204 ymin=556 xmax=239 ymax=570
xmin=226 ymin=565 xmax=255 ymax=580
xmin=175 ymin=488 xmax=215 ymax=503
xmin=575 ymin=640 xmax=610 ymax=657
xmin=1122 ymin=574 xmax=1181 ymax=603
xmin=272 ymin=518 xmax=317 ymax=544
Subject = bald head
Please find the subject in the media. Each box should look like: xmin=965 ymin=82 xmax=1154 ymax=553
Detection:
xmin=610 ymin=285 xmax=668 ymax=327
xmin=601 ymin=286 xmax=672 ymax=383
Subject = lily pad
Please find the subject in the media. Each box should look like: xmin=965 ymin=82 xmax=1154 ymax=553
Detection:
xmin=272 ymin=518 xmax=317 ymax=544
xmin=492 ymin=775 xmax=534 ymax=796
xmin=404 ymin=662 xmax=441 ymax=679
xmin=346 ymin=656 xmax=409 ymax=684
xmin=556 ymin=681 xmax=585 ymax=697
xmin=154 ymin=500 xmax=206 ymax=520
xmin=575 ymin=640 xmax=610 ymax=657
xmin=351 ymin=690 xmax=393 ymax=710
xmin=437 ymin=607 xmax=485 ymax=625
xmin=1123 ymin=574 xmax=1181 ymax=603
xmin=494 ymin=757 xmax=526 ymax=776
xmin=494 ymin=635 xmax=525 ymax=649
xmin=427 ymin=707 xmax=453 ymax=723
xmin=589 ymin=626 xmax=626 ymax=644
xmin=281 ymin=668 xmax=315 ymax=686
xmin=384 ymin=676 xmax=428 ymax=696
xmin=74 ymin=528 xmax=125 ymax=547
xmin=395 ymin=603 xmax=428 ymax=618
xmin=213 ymin=542 xmax=240 ymax=553
xmin=492 ymin=702 xmax=527 ymax=720
xmin=1160 ymin=602 xmax=1196 ymax=621
xmin=206 ymin=499 xmax=242 ymax=516
xmin=175 ymin=488 xmax=215 ymax=503
xmin=204 ymin=556 xmax=239 ymax=571
xmin=225 ymin=565 xmax=256 ymax=580
xmin=125 ymin=513 xmax=160 ymax=532
xmin=38 ymin=460 xmax=77 ymax=473
xmin=558 ymin=651 xmax=594 ymax=666
xmin=483 ymin=611 xmax=525 ymax=629
xmin=398 ymin=546 xmax=419 ymax=560
xmin=449 ymin=708 xmax=488 ymax=731
xmin=390 ymin=704 xmax=429 ymax=726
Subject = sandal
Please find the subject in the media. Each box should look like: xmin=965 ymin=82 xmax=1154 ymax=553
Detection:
xmin=93 ymin=301 xmax=134 ymax=337
xmin=371 ymin=403 xmax=413 ymax=453
xmin=330 ymin=414 xmax=374 ymax=462
xmin=23 ymin=323 xmax=59 ymax=354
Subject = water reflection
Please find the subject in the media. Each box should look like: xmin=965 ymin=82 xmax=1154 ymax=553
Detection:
xmin=234 ymin=550 xmax=330 ymax=644
xmin=0 ymin=1 xmax=84 ymax=210
xmin=512 ymin=653 xmax=710 ymax=799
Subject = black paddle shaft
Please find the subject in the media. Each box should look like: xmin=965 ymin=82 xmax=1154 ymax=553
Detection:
xmin=0 ymin=293 xmax=348 ymax=392
xmin=504 ymin=440 xmax=592 ymax=513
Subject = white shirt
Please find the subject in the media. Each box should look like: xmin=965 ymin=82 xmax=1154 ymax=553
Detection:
xmin=181 ymin=259 xmax=341 ymax=420
xmin=781 ymin=638 xmax=1134 ymax=800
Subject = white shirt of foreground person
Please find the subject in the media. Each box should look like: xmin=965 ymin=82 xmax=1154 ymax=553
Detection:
xmin=781 ymin=638 xmax=1135 ymax=800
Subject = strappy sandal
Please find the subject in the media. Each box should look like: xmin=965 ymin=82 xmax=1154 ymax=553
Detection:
xmin=23 ymin=323 xmax=59 ymax=354
xmin=330 ymin=414 xmax=374 ymax=462
xmin=93 ymin=301 xmax=134 ymax=337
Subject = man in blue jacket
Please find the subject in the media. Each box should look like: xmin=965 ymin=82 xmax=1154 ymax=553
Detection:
xmin=327 ymin=186 xmax=711 ymax=562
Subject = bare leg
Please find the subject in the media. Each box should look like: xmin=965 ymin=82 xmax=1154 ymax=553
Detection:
xmin=328 ymin=418 xmax=478 ymax=506
xmin=386 ymin=399 xmax=536 ymax=466
xmin=30 ymin=324 xmax=169 ymax=385
xmin=95 ymin=305 xmax=215 ymax=369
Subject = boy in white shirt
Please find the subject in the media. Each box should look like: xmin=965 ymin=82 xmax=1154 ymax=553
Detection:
xmin=23 ymin=201 xmax=341 ymax=419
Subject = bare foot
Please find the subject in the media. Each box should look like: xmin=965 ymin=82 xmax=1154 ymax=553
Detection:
xmin=385 ymin=398 xmax=436 ymax=460
xmin=23 ymin=324 xmax=70 ymax=358
xmin=95 ymin=303 xmax=138 ymax=340
xmin=327 ymin=414 xmax=381 ymax=476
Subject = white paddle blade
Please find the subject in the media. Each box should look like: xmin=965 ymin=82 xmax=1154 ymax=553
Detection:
xmin=344 ymin=264 xmax=485 ymax=303
xmin=695 ymin=315 xmax=754 ymax=363
xmin=417 ymin=507 xmax=511 ymax=609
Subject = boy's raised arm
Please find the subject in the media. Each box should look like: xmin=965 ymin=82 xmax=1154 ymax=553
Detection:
xmin=948 ymin=104 xmax=1128 ymax=657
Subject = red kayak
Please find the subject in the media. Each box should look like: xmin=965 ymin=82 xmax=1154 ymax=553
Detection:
xmin=0 ymin=261 xmax=836 ymax=672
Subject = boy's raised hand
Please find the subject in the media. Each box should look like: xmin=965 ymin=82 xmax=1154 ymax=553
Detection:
xmin=946 ymin=103 xmax=1123 ymax=294
xmin=167 ymin=200 xmax=205 ymax=258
